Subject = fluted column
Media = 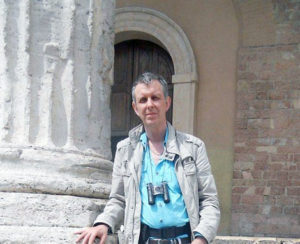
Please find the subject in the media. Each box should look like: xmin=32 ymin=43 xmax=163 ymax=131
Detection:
xmin=0 ymin=0 xmax=116 ymax=243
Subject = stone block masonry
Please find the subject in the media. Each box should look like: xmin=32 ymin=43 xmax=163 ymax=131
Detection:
xmin=233 ymin=43 xmax=300 ymax=237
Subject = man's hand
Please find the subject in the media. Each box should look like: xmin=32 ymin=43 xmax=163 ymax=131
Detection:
xmin=192 ymin=237 xmax=208 ymax=244
xmin=75 ymin=224 xmax=109 ymax=244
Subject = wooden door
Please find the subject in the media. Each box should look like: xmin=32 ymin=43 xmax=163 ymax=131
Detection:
xmin=111 ymin=40 xmax=174 ymax=156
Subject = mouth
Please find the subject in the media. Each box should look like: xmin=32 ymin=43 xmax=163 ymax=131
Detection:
xmin=146 ymin=113 xmax=157 ymax=117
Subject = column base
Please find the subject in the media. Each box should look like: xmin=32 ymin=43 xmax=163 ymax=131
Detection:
xmin=0 ymin=145 xmax=113 ymax=198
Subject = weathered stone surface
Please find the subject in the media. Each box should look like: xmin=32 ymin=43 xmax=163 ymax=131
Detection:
xmin=0 ymin=0 xmax=115 ymax=158
xmin=0 ymin=192 xmax=107 ymax=227
xmin=0 ymin=147 xmax=112 ymax=198
xmin=0 ymin=0 xmax=115 ymax=243
xmin=236 ymin=0 xmax=300 ymax=47
xmin=0 ymin=226 xmax=118 ymax=244
xmin=233 ymin=43 xmax=300 ymax=237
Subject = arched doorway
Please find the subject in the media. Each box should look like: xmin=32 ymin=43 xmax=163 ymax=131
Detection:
xmin=111 ymin=40 xmax=174 ymax=156
xmin=115 ymin=7 xmax=198 ymax=136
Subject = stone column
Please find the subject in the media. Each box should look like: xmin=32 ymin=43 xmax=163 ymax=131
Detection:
xmin=0 ymin=0 xmax=116 ymax=243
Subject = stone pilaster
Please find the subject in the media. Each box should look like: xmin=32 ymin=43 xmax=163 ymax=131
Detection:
xmin=0 ymin=0 xmax=116 ymax=243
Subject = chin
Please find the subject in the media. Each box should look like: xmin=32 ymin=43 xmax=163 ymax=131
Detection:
xmin=143 ymin=119 xmax=157 ymax=126
xmin=145 ymin=119 xmax=165 ymax=127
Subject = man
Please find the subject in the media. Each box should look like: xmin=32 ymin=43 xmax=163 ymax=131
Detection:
xmin=75 ymin=72 xmax=220 ymax=244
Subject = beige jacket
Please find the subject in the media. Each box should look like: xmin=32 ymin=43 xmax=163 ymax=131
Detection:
xmin=94 ymin=123 xmax=220 ymax=243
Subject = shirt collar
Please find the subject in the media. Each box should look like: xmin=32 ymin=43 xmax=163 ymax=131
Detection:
xmin=140 ymin=126 xmax=169 ymax=148
xmin=140 ymin=132 xmax=148 ymax=148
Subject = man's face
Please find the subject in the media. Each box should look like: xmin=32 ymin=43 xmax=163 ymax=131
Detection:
xmin=132 ymin=80 xmax=171 ymax=128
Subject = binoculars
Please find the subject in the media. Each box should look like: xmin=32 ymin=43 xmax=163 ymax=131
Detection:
xmin=146 ymin=181 xmax=170 ymax=205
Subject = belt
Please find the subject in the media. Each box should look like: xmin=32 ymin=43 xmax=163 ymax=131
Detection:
xmin=148 ymin=237 xmax=190 ymax=244
xmin=142 ymin=223 xmax=190 ymax=239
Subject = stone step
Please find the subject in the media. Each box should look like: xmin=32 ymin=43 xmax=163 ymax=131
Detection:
xmin=213 ymin=236 xmax=300 ymax=244
xmin=0 ymin=227 xmax=299 ymax=244
xmin=0 ymin=226 xmax=117 ymax=244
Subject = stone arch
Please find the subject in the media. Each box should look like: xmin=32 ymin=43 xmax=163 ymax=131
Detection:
xmin=115 ymin=7 xmax=198 ymax=133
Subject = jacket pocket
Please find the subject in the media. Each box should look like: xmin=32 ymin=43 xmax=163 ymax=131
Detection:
xmin=182 ymin=158 xmax=199 ymax=214
xmin=183 ymin=158 xmax=196 ymax=175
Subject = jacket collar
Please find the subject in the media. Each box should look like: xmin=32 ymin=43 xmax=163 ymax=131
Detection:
xmin=128 ymin=123 xmax=144 ymax=147
xmin=166 ymin=122 xmax=193 ymax=161
xmin=128 ymin=122 xmax=193 ymax=161
xmin=165 ymin=122 xmax=179 ymax=160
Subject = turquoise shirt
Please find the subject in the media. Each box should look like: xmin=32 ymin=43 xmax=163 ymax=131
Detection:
xmin=139 ymin=129 xmax=189 ymax=229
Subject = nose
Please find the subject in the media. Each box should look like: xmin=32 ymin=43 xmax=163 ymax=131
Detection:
xmin=146 ymin=98 xmax=154 ymax=108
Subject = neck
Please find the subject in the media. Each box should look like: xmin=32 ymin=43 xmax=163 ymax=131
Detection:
xmin=144 ymin=122 xmax=167 ymax=144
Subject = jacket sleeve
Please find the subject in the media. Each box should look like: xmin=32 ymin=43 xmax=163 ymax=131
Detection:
xmin=93 ymin=144 xmax=126 ymax=233
xmin=193 ymin=140 xmax=220 ymax=243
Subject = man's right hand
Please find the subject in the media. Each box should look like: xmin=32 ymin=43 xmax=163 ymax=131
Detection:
xmin=75 ymin=224 xmax=109 ymax=244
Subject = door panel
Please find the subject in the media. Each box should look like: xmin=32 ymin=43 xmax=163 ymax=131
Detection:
xmin=111 ymin=92 xmax=130 ymax=136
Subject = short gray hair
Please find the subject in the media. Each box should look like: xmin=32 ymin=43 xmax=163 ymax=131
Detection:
xmin=131 ymin=72 xmax=169 ymax=103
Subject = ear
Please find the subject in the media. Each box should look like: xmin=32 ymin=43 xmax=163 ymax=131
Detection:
xmin=166 ymin=96 xmax=171 ymax=112
xmin=132 ymin=101 xmax=139 ymax=116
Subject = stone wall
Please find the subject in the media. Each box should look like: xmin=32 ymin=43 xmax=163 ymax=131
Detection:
xmin=233 ymin=0 xmax=300 ymax=238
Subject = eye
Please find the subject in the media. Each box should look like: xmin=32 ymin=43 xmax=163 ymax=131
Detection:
xmin=152 ymin=96 xmax=160 ymax=101
xmin=139 ymin=97 xmax=147 ymax=103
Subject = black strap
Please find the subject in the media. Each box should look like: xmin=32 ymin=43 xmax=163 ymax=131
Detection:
xmin=141 ymin=223 xmax=191 ymax=239
xmin=148 ymin=237 xmax=191 ymax=244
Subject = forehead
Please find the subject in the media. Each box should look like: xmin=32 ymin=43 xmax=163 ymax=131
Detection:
xmin=134 ymin=80 xmax=164 ymax=96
